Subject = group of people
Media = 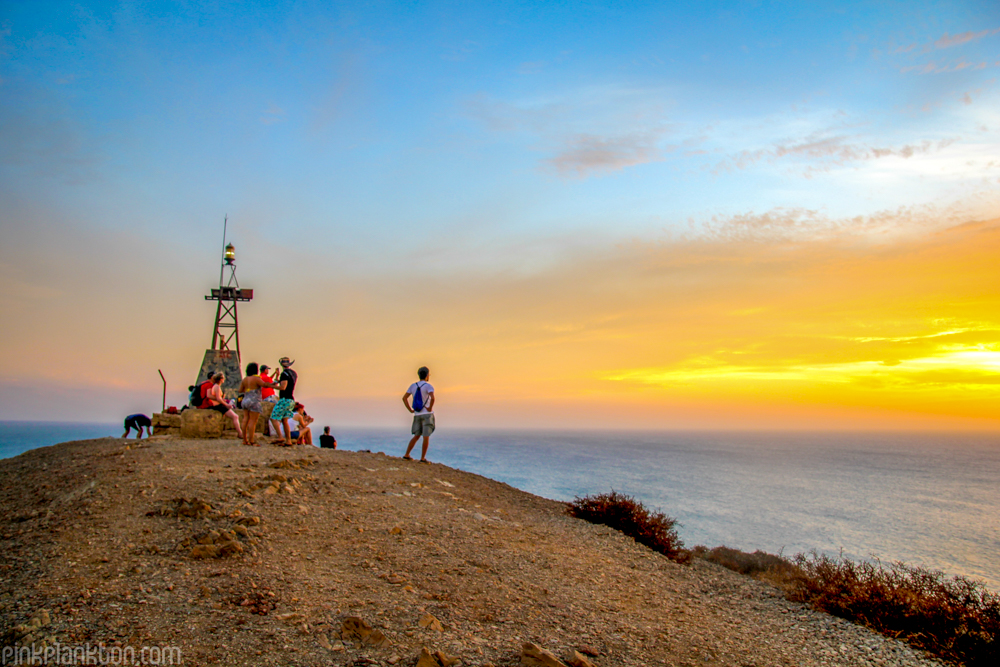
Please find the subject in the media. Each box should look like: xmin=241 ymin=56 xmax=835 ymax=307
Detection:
xmin=123 ymin=364 xmax=435 ymax=461
xmin=191 ymin=356 xmax=315 ymax=447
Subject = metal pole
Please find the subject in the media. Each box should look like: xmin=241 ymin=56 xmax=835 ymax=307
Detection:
xmin=233 ymin=301 xmax=241 ymax=362
xmin=158 ymin=369 xmax=166 ymax=412
xmin=218 ymin=214 xmax=228 ymax=287
xmin=212 ymin=299 xmax=224 ymax=349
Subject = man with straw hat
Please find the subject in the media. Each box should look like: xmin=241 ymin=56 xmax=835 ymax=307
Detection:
xmin=270 ymin=357 xmax=298 ymax=446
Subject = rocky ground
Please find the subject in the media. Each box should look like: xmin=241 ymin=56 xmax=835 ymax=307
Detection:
xmin=0 ymin=436 xmax=946 ymax=667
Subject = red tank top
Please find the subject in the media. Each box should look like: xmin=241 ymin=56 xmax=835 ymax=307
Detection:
xmin=261 ymin=372 xmax=275 ymax=398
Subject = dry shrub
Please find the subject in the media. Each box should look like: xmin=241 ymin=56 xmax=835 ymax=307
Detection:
xmin=567 ymin=491 xmax=690 ymax=564
xmin=692 ymin=545 xmax=803 ymax=585
xmin=690 ymin=546 xmax=999 ymax=666
xmin=570 ymin=492 xmax=997 ymax=665
xmin=788 ymin=553 xmax=999 ymax=666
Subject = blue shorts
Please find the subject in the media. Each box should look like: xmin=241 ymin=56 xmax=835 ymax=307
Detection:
xmin=271 ymin=398 xmax=295 ymax=421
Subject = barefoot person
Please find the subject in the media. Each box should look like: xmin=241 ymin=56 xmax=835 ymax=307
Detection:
xmin=291 ymin=403 xmax=314 ymax=445
xmin=201 ymin=372 xmax=244 ymax=439
xmin=238 ymin=362 xmax=280 ymax=446
xmin=259 ymin=364 xmax=279 ymax=436
xmin=402 ymin=366 xmax=435 ymax=462
xmin=270 ymin=357 xmax=298 ymax=445
xmin=122 ymin=414 xmax=152 ymax=439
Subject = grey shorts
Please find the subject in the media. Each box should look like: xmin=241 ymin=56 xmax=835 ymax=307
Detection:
xmin=411 ymin=413 xmax=435 ymax=437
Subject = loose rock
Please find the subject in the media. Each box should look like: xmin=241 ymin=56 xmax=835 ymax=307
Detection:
xmin=522 ymin=642 xmax=567 ymax=667
xmin=419 ymin=612 xmax=444 ymax=632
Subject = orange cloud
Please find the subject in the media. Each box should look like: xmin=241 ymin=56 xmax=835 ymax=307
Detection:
xmin=272 ymin=212 xmax=1000 ymax=430
xmin=4 ymin=208 xmax=999 ymax=431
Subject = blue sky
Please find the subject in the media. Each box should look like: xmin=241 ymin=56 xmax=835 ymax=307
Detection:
xmin=4 ymin=3 xmax=997 ymax=240
xmin=2 ymin=1 xmax=999 ymax=428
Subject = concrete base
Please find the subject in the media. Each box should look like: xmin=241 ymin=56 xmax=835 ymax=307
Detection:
xmin=195 ymin=349 xmax=242 ymax=399
xmin=155 ymin=402 xmax=276 ymax=439
xmin=152 ymin=413 xmax=181 ymax=437
xmin=254 ymin=401 xmax=275 ymax=433
xmin=181 ymin=409 xmax=226 ymax=438
xmin=234 ymin=402 xmax=274 ymax=435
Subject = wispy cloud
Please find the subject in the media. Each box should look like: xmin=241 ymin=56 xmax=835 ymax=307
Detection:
xmin=440 ymin=39 xmax=480 ymax=62
xmin=901 ymin=59 xmax=993 ymax=74
xmin=545 ymin=130 xmax=665 ymax=176
xmin=308 ymin=50 xmax=364 ymax=135
xmin=892 ymin=28 xmax=1000 ymax=77
xmin=712 ymin=134 xmax=955 ymax=175
xmin=0 ymin=22 xmax=10 ymax=59
xmin=260 ymin=104 xmax=285 ymax=125
xmin=0 ymin=100 xmax=106 ymax=180
xmin=463 ymin=93 xmax=568 ymax=133
xmin=688 ymin=201 xmax=961 ymax=243
xmin=897 ymin=28 xmax=1000 ymax=54
xmin=518 ymin=61 xmax=545 ymax=75
xmin=934 ymin=29 xmax=1000 ymax=50
xmin=464 ymin=86 xmax=675 ymax=179
xmin=606 ymin=350 xmax=1000 ymax=390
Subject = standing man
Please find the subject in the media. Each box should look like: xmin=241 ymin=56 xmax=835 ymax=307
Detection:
xmin=259 ymin=364 xmax=280 ymax=436
xmin=269 ymin=357 xmax=298 ymax=446
xmin=402 ymin=366 xmax=434 ymax=462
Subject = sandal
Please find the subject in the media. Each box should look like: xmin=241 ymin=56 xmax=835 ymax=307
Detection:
xmin=402 ymin=456 xmax=413 ymax=461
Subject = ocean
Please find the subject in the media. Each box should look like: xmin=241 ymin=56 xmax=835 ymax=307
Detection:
xmin=2 ymin=421 xmax=998 ymax=591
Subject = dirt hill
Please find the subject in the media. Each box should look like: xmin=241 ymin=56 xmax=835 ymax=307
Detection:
xmin=0 ymin=437 xmax=943 ymax=667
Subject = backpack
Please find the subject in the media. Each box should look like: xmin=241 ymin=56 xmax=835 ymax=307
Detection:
xmin=412 ymin=382 xmax=425 ymax=412
xmin=192 ymin=380 xmax=212 ymax=408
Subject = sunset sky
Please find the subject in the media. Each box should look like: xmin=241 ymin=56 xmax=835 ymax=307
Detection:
xmin=2 ymin=1 xmax=999 ymax=430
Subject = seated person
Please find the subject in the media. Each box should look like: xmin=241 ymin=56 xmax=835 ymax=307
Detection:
xmin=290 ymin=403 xmax=313 ymax=445
xmin=122 ymin=414 xmax=152 ymax=439
xmin=319 ymin=426 xmax=337 ymax=449
xmin=200 ymin=372 xmax=244 ymax=440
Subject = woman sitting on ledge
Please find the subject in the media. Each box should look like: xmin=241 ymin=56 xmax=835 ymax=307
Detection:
xmin=290 ymin=403 xmax=313 ymax=445
xmin=200 ymin=372 xmax=244 ymax=440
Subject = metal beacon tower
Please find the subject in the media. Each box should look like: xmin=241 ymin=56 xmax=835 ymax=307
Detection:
xmin=194 ymin=218 xmax=254 ymax=398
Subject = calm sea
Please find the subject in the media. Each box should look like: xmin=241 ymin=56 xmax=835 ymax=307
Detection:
xmin=2 ymin=422 xmax=998 ymax=591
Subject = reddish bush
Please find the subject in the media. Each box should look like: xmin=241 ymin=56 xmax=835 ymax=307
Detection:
xmin=567 ymin=491 xmax=690 ymax=564
xmin=572 ymin=491 xmax=998 ymax=666
xmin=692 ymin=545 xmax=802 ymax=583
xmin=787 ymin=553 xmax=999 ymax=666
